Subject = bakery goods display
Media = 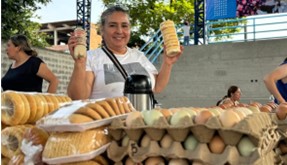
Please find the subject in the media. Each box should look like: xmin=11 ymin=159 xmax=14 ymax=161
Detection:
xmin=36 ymin=96 xmax=135 ymax=132
xmin=1 ymin=90 xmax=286 ymax=164
xmin=1 ymin=91 xmax=72 ymax=125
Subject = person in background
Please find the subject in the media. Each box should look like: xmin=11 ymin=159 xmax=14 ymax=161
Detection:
xmin=182 ymin=21 xmax=190 ymax=46
xmin=216 ymin=85 xmax=242 ymax=106
xmin=264 ymin=58 xmax=287 ymax=104
xmin=1 ymin=34 xmax=59 ymax=93
xmin=67 ymin=5 xmax=183 ymax=100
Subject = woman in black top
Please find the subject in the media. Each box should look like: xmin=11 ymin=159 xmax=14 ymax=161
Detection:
xmin=1 ymin=34 xmax=59 ymax=93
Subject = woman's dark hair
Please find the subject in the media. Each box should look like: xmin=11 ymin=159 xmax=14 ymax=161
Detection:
xmin=10 ymin=34 xmax=38 ymax=56
xmin=100 ymin=5 xmax=130 ymax=28
xmin=184 ymin=21 xmax=189 ymax=26
xmin=216 ymin=85 xmax=239 ymax=106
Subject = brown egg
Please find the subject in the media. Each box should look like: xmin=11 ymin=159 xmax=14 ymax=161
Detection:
xmin=260 ymin=105 xmax=272 ymax=113
xmin=249 ymin=102 xmax=262 ymax=108
xmin=141 ymin=134 xmax=151 ymax=147
xmin=125 ymin=111 xmax=143 ymax=127
xmin=145 ymin=157 xmax=165 ymax=165
xmin=278 ymin=141 xmax=287 ymax=154
xmin=219 ymin=102 xmax=233 ymax=109
xmin=219 ymin=110 xmax=241 ymax=128
xmin=246 ymin=105 xmax=260 ymax=113
xmin=160 ymin=134 xmax=173 ymax=149
xmin=266 ymin=102 xmax=278 ymax=111
xmin=208 ymin=135 xmax=226 ymax=154
xmin=160 ymin=109 xmax=173 ymax=121
xmin=194 ymin=110 xmax=213 ymax=124
xmin=125 ymin=157 xmax=141 ymax=165
xmin=276 ymin=102 xmax=287 ymax=120
xmin=237 ymin=103 xmax=248 ymax=107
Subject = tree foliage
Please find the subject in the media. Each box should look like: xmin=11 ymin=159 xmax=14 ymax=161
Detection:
xmin=102 ymin=0 xmax=194 ymax=38
xmin=101 ymin=0 xmax=241 ymax=44
xmin=1 ymin=0 xmax=51 ymax=47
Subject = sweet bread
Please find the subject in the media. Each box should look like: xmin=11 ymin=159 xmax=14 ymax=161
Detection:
xmin=86 ymin=103 xmax=110 ymax=118
xmin=17 ymin=93 xmax=31 ymax=124
xmin=119 ymin=96 xmax=132 ymax=113
xmin=42 ymin=94 xmax=55 ymax=113
xmin=1 ymin=125 xmax=28 ymax=158
xmin=116 ymin=98 xmax=126 ymax=114
xmin=2 ymin=91 xmax=26 ymax=125
xmin=24 ymin=127 xmax=49 ymax=146
xmin=75 ymin=107 xmax=102 ymax=120
xmin=30 ymin=94 xmax=45 ymax=123
xmin=47 ymin=94 xmax=60 ymax=112
xmin=36 ymin=94 xmax=49 ymax=116
xmin=42 ymin=127 xmax=110 ymax=159
xmin=69 ymin=114 xmax=94 ymax=123
xmin=105 ymin=98 xmax=121 ymax=115
xmin=160 ymin=20 xmax=180 ymax=57
xmin=24 ymin=94 xmax=37 ymax=124
xmin=97 ymin=101 xmax=116 ymax=116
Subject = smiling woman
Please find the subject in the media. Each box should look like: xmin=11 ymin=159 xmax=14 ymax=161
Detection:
xmin=66 ymin=5 xmax=183 ymax=100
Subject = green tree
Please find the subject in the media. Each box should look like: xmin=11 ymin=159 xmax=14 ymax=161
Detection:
xmin=101 ymin=0 xmax=241 ymax=44
xmin=1 ymin=0 xmax=51 ymax=47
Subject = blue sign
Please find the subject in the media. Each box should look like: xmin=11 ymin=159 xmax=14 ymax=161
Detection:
xmin=206 ymin=0 xmax=237 ymax=20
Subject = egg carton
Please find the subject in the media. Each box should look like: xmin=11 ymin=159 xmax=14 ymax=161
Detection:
xmin=270 ymin=113 xmax=287 ymax=139
xmin=108 ymin=113 xmax=280 ymax=155
xmin=107 ymin=140 xmax=276 ymax=165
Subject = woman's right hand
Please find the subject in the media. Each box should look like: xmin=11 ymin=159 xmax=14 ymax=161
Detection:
xmin=68 ymin=32 xmax=86 ymax=63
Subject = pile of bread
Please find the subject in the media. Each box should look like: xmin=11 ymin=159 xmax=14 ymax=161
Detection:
xmin=160 ymin=20 xmax=181 ymax=57
xmin=1 ymin=90 xmax=71 ymax=125
xmin=1 ymin=91 xmax=133 ymax=164
xmin=69 ymin=96 xmax=134 ymax=124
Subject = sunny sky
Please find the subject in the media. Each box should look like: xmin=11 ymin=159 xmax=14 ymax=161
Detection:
xmin=33 ymin=0 xmax=106 ymax=23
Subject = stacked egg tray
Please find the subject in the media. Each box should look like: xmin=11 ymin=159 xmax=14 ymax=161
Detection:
xmin=270 ymin=113 xmax=287 ymax=164
xmin=107 ymin=113 xmax=280 ymax=165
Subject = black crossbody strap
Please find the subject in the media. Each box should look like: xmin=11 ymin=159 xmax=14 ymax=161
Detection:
xmin=102 ymin=45 xmax=129 ymax=80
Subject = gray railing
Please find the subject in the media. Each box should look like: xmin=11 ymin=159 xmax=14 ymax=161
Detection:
xmin=206 ymin=13 xmax=287 ymax=44
xmin=141 ymin=13 xmax=287 ymax=63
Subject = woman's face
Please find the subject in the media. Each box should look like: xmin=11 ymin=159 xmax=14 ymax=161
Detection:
xmin=6 ymin=40 xmax=19 ymax=59
xmin=102 ymin=11 xmax=131 ymax=53
xmin=231 ymin=88 xmax=242 ymax=101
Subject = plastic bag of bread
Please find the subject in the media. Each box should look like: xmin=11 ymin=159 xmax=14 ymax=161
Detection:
xmin=1 ymin=90 xmax=72 ymax=125
xmin=8 ymin=153 xmax=24 ymax=165
xmin=160 ymin=20 xmax=181 ymax=57
xmin=1 ymin=125 xmax=49 ymax=164
xmin=42 ymin=126 xmax=111 ymax=164
xmin=36 ymin=96 xmax=135 ymax=132
xmin=20 ymin=127 xmax=49 ymax=165
xmin=1 ymin=125 xmax=33 ymax=159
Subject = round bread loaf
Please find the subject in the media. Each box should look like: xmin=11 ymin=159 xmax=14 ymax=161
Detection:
xmin=97 ymin=101 xmax=116 ymax=116
xmin=1 ymin=125 xmax=27 ymax=158
xmin=69 ymin=114 xmax=94 ymax=123
xmin=2 ymin=91 xmax=26 ymax=125
xmin=75 ymin=107 xmax=102 ymax=120
xmin=105 ymin=98 xmax=121 ymax=115
xmin=160 ymin=20 xmax=180 ymax=57
xmin=24 ymin=94 xmax=37 ymax=124
xmin=86 ymin=103 xmax=110 ymax=118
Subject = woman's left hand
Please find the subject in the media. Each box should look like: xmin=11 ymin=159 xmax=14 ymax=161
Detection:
xmin=163 ymin=45 xmax=184 ymax=65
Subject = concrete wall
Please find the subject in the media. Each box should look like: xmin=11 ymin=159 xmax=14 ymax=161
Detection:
xmin=2 ymin=39 xmax=287 ymax=108
xmin=1 ymin=43 xmax=74 ymax=94
xmin=154 ymin=39 xmax=287 ymax=108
